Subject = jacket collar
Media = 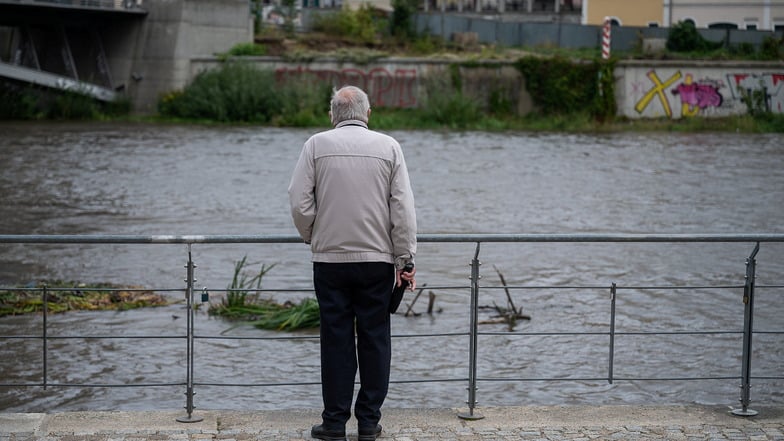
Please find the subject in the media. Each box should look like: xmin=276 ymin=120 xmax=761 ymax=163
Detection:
xmin=335 ymin=119 xmax=368 ymax=129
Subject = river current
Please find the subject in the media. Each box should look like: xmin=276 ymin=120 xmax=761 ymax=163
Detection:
xmin=0 ymin=122 xmax=782 ymax=412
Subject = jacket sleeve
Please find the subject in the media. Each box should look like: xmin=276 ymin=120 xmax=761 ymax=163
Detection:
xmin=288 ymin=140 xmax=317 ymax=244
xmin=389 ymin=143 xmax=417 ymax=269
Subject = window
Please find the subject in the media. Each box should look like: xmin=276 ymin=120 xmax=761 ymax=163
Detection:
xmin=708 ymin=22 xmax=739 ymax=30
xmin=648 ymin=22 xmax=659 ymax=28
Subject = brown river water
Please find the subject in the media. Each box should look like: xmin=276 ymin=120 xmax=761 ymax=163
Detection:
xmin=0 ymin=121 xmax=782 ymax=412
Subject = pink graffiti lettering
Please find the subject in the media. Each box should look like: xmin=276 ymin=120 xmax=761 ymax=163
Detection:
xmin=672 ymin=82 xmax=723 ymax=109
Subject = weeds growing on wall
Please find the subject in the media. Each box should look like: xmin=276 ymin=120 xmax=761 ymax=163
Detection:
xmin=158 ymin=62 xmax=331 ymax=125
xmin=515 ymin=56 xmax=615 ymax=120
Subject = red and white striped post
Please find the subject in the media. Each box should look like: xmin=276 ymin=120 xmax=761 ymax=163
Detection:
xmin=601 ymin=17 xmax=611 ymax=59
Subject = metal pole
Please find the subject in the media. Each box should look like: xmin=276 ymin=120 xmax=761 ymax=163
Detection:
xmin=177 ymin=245 xmax=203 ymax=423
xmin=608 ymin=282 xmax=616 ymax=384
xmin=732 ymin=243 xmax=759 ymax=417
xmin=43 ymin=284 xmax=48 ymax=390
xmin=459 ymin=242 xmax=484 ymax=420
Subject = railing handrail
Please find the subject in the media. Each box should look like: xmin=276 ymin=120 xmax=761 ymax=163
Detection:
xmin=2 ymin=233 xmax=784 ymax=244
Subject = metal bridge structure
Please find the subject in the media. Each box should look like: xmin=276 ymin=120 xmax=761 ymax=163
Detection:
xmin=0 ymin=0 xmax=147 ymax=101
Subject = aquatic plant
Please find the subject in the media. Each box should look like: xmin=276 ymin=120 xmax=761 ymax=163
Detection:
xmin=0 ymin=281 xmax=168 ymax=316
xmin=208 ymin=257 xmax=320 ymax=331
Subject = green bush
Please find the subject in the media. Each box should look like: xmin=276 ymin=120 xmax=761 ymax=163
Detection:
xmin=760 ymin=35 xmax=784 ymax=60
xmin=0 ymin=82 xmax=39 ymax=119
xmin=222 ymin=42 xmax=267 ymax=58
xmin=419 ymin=75 xmax=482 ymax=128
xmin=158 ymin=62 xmax=331 ymax=125
xmin=311 ymin=5 xmax=386 ymax=44
xmin=515 ymin=56 xmax=610 ymax=118
xmin=667 ymin=21 xmax=723 ymax=53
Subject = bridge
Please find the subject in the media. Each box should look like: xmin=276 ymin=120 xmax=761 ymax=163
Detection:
xmin=0 ymin=0 xmax=252 ymax=111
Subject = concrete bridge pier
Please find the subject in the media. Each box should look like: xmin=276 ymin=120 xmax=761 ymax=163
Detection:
xmin=0 ymin=0 xmax=252 ymax=113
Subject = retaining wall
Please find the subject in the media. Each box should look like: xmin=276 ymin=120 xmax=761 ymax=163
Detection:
xmin=616 ymin=60 xmax=784 ymax=119
xmin=191 ymin=57 xmax=784 ymax=119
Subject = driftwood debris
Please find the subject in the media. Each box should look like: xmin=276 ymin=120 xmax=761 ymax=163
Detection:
xmin=479 ymin=265 xmax=531 ymax=331
xmin=398 ymin=283 xmax=441 ymax=317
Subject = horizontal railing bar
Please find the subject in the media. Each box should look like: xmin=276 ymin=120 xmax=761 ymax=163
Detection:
xmin=194 ymin=332 xmax=469 ymax=341
xmin=2 ymin=233 xmax=784 ymax=244
xmin=478 ymin=331 xmax=741 ymax=336
xmin=1 ymin=382 xmax=187 ymax=388
xmin=44 ymin=335 xmax=184 ymax=339
xmin=480 ymin=285 xmax=744 ymax=290
xmin=0 ymin=288 xmax=183 ymax=292
xmin=478 ymin=376 xmax=740 ymax=382
xmin=196 ymin=378 xmax=468 ymax=388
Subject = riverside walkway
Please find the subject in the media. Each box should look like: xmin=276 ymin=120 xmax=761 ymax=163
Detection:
xmin=2 ymin=405 xmax=784 ymax=441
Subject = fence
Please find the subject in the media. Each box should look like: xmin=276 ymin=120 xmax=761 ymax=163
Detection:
xmin=1 ymin=234 xmax=783 ymax=421
xmin=409 ymin=13 xmax=784 ymax=51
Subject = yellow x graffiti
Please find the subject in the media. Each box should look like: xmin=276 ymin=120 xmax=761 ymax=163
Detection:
xmin=635 ymin=70 xmax=683 ymax=117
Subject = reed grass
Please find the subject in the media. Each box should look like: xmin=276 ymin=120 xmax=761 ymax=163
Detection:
xmin=208 ymin=257 xmax=320 ymax=331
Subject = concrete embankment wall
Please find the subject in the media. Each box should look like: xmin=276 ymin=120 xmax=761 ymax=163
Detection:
xmin=615 ymin=60 xmax=784 ymax=119
xmin=189 ymin=57 xmax=536 ymax=115
xmin=188 ymin=57 xmax=784 ymax=119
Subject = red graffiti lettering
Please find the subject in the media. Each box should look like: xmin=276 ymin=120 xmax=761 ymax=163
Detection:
xmin=275 ymin=66 xmax=418 ymax=108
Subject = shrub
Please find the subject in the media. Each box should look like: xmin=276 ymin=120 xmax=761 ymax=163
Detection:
xmin=158 ymin=62 xmax=331 ymax=125
xmin=513 ymin=56 xmax=615 ymax=120
xmin=667 ymin=21 xmax=723 ymax=53
xmin=223 ymin=42 xmax=267 ymax=58
xmin=419 ymin=75 xmax=482 ymax=128
xmin=760 ymin=35 xmax=784 ymax=60
xmin=311 ymin=5 xmax=386 ymax=44
xmin=0 ymin=82 xmax=39 ymax=119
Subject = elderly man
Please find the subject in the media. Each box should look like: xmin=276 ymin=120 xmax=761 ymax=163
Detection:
xmin=288 ymin=86 xmax=417 ymax=441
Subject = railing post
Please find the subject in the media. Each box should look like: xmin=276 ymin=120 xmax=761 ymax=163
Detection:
xmin=458 ymin=242 xmax=484 ymax=420
xmin=42 ymin=284 xmax=48 ymax=390
xmin=177 ymin=245 xmax=203 ymax=423
xmin=732 ymin=242 xmax=759 ymax=417
xmin=608 ymin=282 xmax=616 ymax=385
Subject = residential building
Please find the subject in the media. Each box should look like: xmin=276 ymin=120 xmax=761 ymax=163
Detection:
xmin=583 ymin=0 xmax=784 ymax=31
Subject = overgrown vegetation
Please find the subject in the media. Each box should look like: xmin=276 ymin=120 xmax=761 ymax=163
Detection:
xmin=0 ymin=281 xmax=168 ymax=316
xmin=208 ymin=257 xmax=320 ymax=331
xmin=0 ymin=82 xmax=131 ymax=120
xmin=158 ymin=62 xmax=331 ymax=125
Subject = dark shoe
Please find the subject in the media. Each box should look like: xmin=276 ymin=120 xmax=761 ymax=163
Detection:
xmin=358 ymin=424 xmax=382 ymax=441
xmin=311 ymin=424 xmax=346 ymax=441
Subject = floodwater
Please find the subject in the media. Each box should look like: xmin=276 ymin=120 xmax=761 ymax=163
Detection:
xmin=0 ymin=121 xmax=783 ymax=413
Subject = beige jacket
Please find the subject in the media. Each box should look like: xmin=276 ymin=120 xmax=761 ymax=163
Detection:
xmin=288 ymin=120 xmax=417 ymax=269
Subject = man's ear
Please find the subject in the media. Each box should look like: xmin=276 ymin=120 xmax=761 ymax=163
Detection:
xmin=367 ymin=108 xmax=372 ymax=119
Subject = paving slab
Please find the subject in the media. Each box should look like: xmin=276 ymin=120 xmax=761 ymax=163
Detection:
xmin=1 ymin=406 xmax=783 ymax=440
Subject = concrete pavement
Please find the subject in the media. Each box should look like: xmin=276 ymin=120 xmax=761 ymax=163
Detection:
xmin=2 ymin=405 xmax=784 ymax=440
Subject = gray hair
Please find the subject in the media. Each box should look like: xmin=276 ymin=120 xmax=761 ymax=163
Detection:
xmin=330 ymin=86 xmax=370 ymax=125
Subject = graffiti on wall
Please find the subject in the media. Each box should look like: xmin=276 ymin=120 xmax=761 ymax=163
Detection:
xmin=275 ymin=66 xmax=418 ymax=108
xmin=633 ymin=69 xmax=784 ymax=118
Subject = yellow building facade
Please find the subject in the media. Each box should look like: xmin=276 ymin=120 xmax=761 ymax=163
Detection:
xmin=582 ymin=0 xmax=662 ymax=27
xmin=584 ymin=0 xmax=784 ymax=30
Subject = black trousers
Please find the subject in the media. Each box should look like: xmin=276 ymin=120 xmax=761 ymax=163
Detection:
xmin=313 ymin=262 xmax=394 ymax=430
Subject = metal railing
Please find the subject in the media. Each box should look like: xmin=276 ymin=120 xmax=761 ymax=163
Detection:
xmin=1 ymin=234 xmax=783 ymax=421
xmin=0 ymin=0 xmax=145 ymax=11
